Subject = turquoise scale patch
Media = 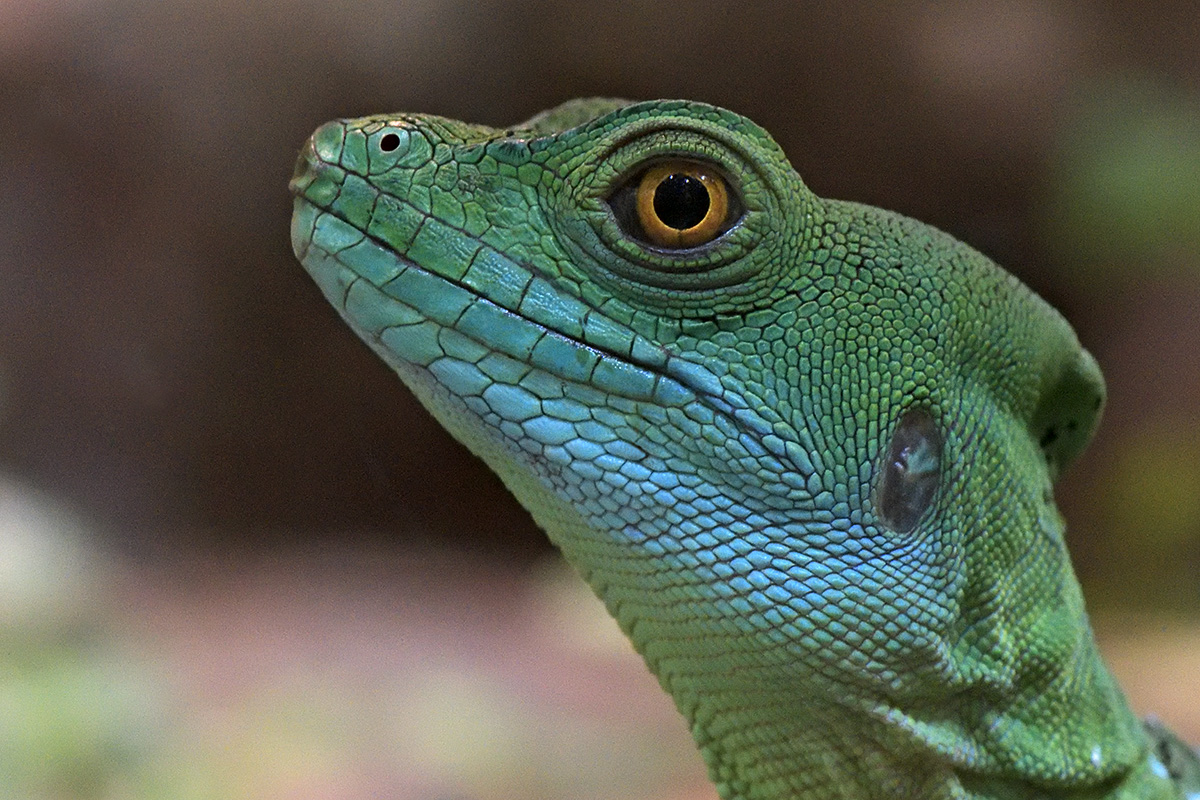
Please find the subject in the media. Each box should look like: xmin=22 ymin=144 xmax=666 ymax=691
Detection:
xmin=464 ymin=248 xmax=534 ymax=310
xmin=564 ymin=438 xmax=605 ymax=460
xmin=428 ymin=358 xmax=492 ymax=398
xmin=290 ymin=199 xmax=320 ymax=253
xmin=457 ymin=302 xmax=544 ymax=361
xmin=437 ymin=327 xmax=489 ymax=363
xmin=380 ymin=320 xmax=444 ymax=367
xmin=337 ymin=237 xmax=405 ymax=286
xmin=519 ymin=278 xmax=587 ymax=338
xmin=590 ymin=357 xmax=657 ymax=401
xmin=339 ymin=129 xmax=370 ymax=174
xmin=522 ymin=416 xmax=578 ymax=446
xmin=368 ymin=195 xmax=426 ymax=255
xmin=482 ymin=383 xmax=543 ymax=422
xmin=582 ymin=312 xmax=636 ymax=356
xmin=541 ymin=396 xmax=591 ymax=422
xmin=343 ymin=279 xmax=423 ymax=335
xmin=313 ymin=211 xmax=365 ymax=253
xmin=382 ymin=266 xmax=475 ymax=327
xmin=530 ymin=333 xmax=599 ymax=383
xmin=329 ymin=173 xmax=379 ymax=231
xmin=575 ymin=420 xmax=617 ymax=444
xmin=407 ymin=217 xmax=481 ymax=281
xmin=665 ymin=358 xmax=724 ymax=396
xmin=518 ymin=370 xmax=565 ymax=400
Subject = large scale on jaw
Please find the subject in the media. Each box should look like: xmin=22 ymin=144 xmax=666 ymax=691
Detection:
xmin=290 ymin=98 xmax=1200 ymax=800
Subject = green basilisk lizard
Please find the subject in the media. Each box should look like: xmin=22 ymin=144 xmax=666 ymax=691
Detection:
xmin=289 ymin=98 xmax=1200 ymax=799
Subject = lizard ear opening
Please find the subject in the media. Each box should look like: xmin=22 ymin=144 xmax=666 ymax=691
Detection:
xmin=876 ymin=408 xmax=943 ymax=534
xmin=1029 ymin=349 xmax=1105 ymax=480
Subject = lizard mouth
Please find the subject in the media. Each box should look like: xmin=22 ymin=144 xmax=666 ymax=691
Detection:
xmin=289 ymin=125 xmax=812 ymax=488
xmin=289 ymin=131 xmax=723 ymax=413
xmin=291 ymin=193 xmax=697 ymax=408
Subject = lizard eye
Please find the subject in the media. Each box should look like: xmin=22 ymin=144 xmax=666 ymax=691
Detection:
xmin=608 ymin=160 xmax=742 ymax=249
xmin=876 ymin=408 xmax=943 ymax=533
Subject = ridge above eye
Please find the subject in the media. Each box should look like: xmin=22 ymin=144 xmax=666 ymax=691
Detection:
xmin=608 ymin=160 xmax=743 ymax=250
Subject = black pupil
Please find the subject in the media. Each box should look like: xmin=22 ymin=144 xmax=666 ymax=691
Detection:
xmin=380 ymin=133 xmax=401 ymax=152
xmin=653 ymin=173 xmax=710 ymax=230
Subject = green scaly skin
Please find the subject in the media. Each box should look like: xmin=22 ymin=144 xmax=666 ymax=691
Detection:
xmin=289 ymin=99 xmax=1199 ymax=800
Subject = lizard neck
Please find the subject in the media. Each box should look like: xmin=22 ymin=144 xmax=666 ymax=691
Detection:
xmin=469 ymin=405 xmax=1158 ymax=800
xmin=669 ymin=682 xmax=957 ymax=800
xmin=656 ymin=646 xmax=1159 ymax=800
xmin=551 ymin=509 xmax=1155 ymax=800
xmin=415 ymin=368 xmax=1160 ymax=800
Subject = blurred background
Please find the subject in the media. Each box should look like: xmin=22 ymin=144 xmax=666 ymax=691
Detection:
xmin=1 ymin=1 xmax=1198 ymax=798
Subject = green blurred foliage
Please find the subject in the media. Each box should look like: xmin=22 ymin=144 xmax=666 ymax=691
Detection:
xmin=0 ymin=484 xmax=162 ymax=800
xmin=1045 ymin=74 xmax=1200 ymax=615
xmin=1045 ymin=74 xmax=1200 ymax=280
xmin=1098 ymin=419 xmax=1200 ymax=610
xmin=0 ymin=489 xmax=700 ymax=799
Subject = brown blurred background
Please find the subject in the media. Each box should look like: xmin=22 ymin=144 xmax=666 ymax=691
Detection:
xmin=1 ymin=2 xmax=1197 ymax=799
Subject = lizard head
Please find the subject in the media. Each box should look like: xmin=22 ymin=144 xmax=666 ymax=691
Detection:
xmin=292 ymin=99 xmax=1146 ymax=795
